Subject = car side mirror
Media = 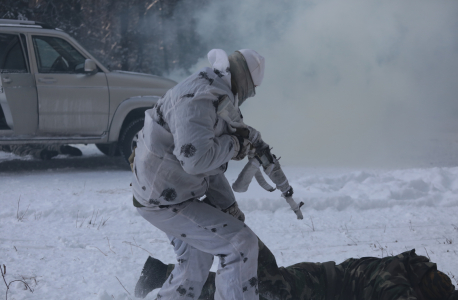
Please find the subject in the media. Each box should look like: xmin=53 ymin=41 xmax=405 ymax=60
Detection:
xmin=84 ymin=59 xmax=97 ymax=74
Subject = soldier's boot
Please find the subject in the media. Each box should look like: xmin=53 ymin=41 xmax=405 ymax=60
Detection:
xmin=40 ymin=149 xmax=59 ymax=160
xmin=134 ymin=256 xmax=168 ymax=298
xmin=60 ymin=145 xmax=82 ymax=156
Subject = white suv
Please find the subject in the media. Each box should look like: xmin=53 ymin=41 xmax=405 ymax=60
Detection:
xmin=0 ymin=19 xmax=176 ymax=161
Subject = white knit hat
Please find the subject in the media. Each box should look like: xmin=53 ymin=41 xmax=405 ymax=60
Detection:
xmin=238 ymin=49 xmax=265 ymax=86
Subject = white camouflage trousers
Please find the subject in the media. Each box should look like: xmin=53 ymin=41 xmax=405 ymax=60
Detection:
xmin=137 ymin=199 xmax=259 ymax=300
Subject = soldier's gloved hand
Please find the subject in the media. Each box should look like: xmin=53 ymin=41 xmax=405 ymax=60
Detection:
xmin=223 ymin=201 xmax=245 ymax=222
xmin=234 ymin=126 xmax=261 ymax=145
xmin=232 ymin=136 xmax=251 ymax=161
xmin=234 ymin=127 xmax=250 ymax=139
xmin=246 ymin=125 xmax=262 ymax=145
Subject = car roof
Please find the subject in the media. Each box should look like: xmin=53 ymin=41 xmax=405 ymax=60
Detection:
xmin=0 ymin=19 xmax=59 ymax=30
xmin=0 ymin=19 xmax=110 ymax=73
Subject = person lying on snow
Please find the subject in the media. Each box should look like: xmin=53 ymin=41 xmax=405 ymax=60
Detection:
xmin=0 ymin=144 xmax=82 ymax=160
xmin=135 ymin=236 xmax=457 ymax=300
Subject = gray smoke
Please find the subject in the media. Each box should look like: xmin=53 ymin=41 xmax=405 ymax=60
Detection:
xmin=171 ymin=0 xmax=458 ymax=168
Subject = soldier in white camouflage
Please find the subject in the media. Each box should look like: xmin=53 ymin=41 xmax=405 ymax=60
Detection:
xmin=0 ymin=144 xmax=82 ymax=160
xmin=135 ymin=238 xmax=457 ymax=300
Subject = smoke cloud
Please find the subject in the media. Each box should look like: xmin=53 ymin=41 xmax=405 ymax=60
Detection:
xmin=172 ymin=0 xmax=458 ymax=168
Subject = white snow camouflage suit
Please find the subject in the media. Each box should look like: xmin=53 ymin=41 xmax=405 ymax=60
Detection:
xmin=132 ymin=64 xmax=259 ymax=300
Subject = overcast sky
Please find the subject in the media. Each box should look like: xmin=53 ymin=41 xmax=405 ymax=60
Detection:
xmin=178 ymin=0 xmax=458 ymax=168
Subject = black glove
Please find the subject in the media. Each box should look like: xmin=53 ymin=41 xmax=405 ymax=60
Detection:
xmin=235 ymin=126 xmax=261 ymax=143
xmin=232 ymin=135 xmax=251 ymax=161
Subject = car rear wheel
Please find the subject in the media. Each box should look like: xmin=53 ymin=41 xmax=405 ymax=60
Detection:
xmin=119 ymin=118 xmax=144 ymax=163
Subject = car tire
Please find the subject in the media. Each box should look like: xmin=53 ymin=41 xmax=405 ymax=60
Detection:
xmin=95 ymin=144 xmax=121 ymax=156
xmin=119 ymin=118 xmax=144 ymax=163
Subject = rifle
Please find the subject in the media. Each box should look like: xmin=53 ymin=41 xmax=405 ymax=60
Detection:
xmin=217 ymin=96 xmax=304 ymax=220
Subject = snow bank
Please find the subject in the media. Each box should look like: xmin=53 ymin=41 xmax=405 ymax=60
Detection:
xmin=0 ymin=146 xmax=457 ymax=299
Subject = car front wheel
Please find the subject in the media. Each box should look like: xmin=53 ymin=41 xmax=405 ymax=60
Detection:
xmin=119 ymin=118 xmax=144 ymax=163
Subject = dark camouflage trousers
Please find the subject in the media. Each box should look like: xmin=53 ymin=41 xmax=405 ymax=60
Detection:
xmin=163 ymin=239 xmax=446 ymax=300
xmin=0 ymin=144 xmax=62 ymax=159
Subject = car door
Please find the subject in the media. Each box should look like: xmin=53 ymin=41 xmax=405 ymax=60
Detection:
xmin=31 ymin=35 xmax=109 ymax=136
xmin=0 ymin=32 xmax=38 ymax=136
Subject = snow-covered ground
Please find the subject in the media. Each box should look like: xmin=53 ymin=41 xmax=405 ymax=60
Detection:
xmin=1 ymin=145 xmax=457 ymax=299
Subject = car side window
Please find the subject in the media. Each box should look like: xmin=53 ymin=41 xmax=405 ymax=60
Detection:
xmin=0 ymin=33 xmax=28 ymax=73
xmin=32 ymin=36 xmax=87 ymax=73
